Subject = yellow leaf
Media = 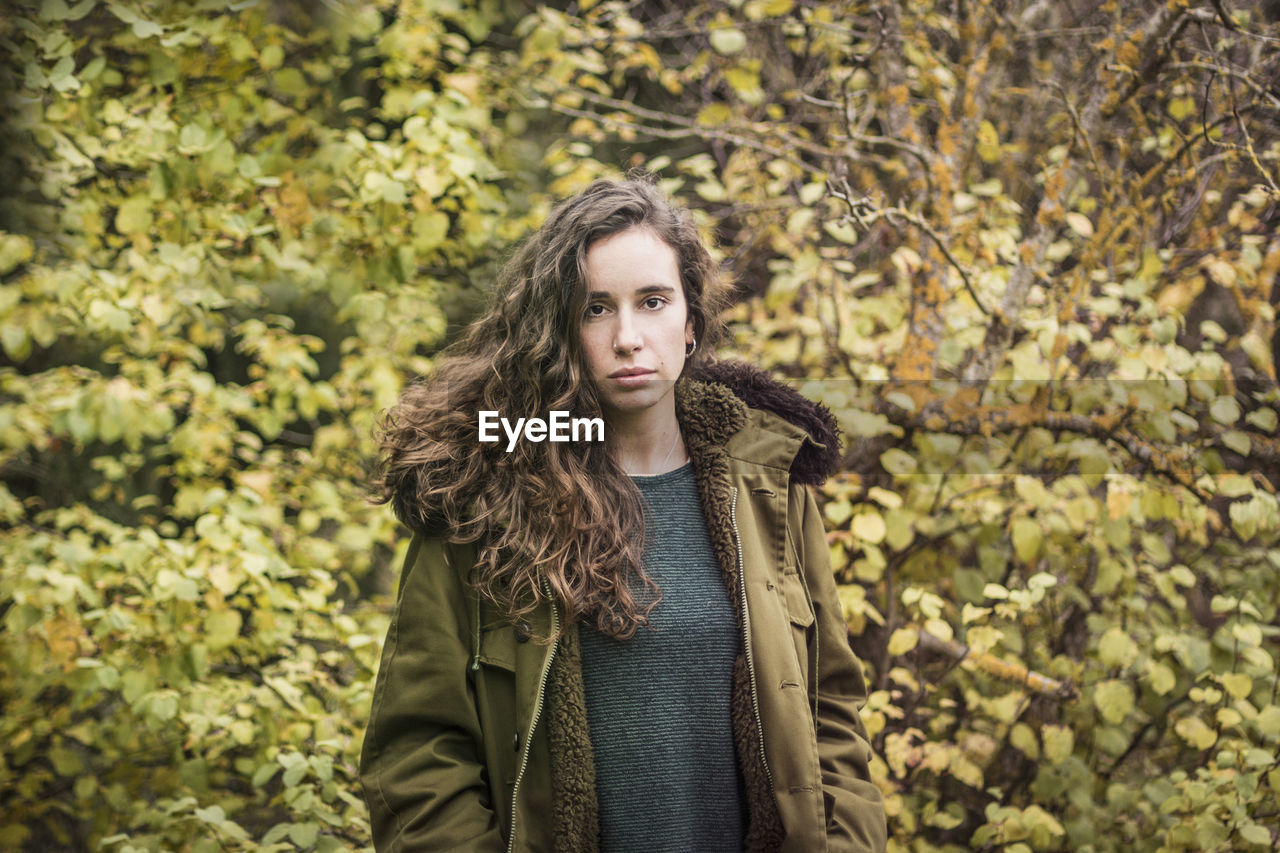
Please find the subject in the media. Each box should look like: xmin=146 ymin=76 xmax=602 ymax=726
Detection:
xmin=852 ymin=511 xmax=886 ymax=544
xmin=923 ymin=618 xmax=952 ymax=642
xmin=1221 ymin=672 xmax=1252 ymax=700
xmin=723 ymin=66 xmax=763 ymax=105
xmin=414 ymin=166 xmax=449 ymax=198
xmin=884 ymin=512 xmax=914 ymax=550
xmin=1042 ymin=725 xmax=1074 ymax=764
xmin=1210 ymin=396 xmax=1241 ymax=425
xmin=709 ymin=28 xmax=747 ymax=55
xmin=1174 ymin=715 xmax=1217 ymax=750
xmin=1098 ymin=627 xmax=1138 ymax=669
xmin=1010 ymin=722 xmax=1039 ymax=759
xmin=697 ymin=103 xmax=733 ymax=127
xmin=1202 ymin=256 xmax=1237 ymax=287
xmin=965 ymin=625 xmax=1002 ymax=655
xmin=887 ymin=628 xmax=918 ymax=656
xmin=867 ymin=486 xmax=902 ymax=509
xmin=1168 ymin=96 xmax=1195 ymax=121
xmin=1065 ymin=212 xmax=1094 ymax=237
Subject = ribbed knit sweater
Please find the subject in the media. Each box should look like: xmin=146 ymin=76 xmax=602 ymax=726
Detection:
xmin=578 ymin=462 xmax=745 ymax=853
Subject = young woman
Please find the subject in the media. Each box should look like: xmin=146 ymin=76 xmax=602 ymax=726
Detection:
xmin=361 ymin=177 xmax=887 ymax=852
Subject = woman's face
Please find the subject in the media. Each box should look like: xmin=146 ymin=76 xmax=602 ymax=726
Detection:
xmin=580 ymin=226 xmax=694 ymax=423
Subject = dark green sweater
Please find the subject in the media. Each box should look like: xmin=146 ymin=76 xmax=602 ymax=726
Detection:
xmin=579 ymin=463 xmax=745 ymax=852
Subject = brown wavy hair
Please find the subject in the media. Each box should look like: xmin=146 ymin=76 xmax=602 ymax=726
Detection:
xmin=373 ymin=176 xmax=729 ymax=639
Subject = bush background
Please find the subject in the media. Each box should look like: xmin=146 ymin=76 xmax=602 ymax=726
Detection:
xmin=2 ymin=1 xmax=1277 ymax=850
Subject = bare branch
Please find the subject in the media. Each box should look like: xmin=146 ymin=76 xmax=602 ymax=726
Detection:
xmin=915 ymin=628 xmax=1078 ymax=701
xmin=827 ymin=180 xmax=991 ymax=316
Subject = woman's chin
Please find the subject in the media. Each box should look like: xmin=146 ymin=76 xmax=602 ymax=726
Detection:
xmin=600 ymin=385 xmax=676 ymax=422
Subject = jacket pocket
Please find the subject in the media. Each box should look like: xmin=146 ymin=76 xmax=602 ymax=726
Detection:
xmin=778 ymin=567 xmax=815 ymax=627
xmin=778 ymin=568 xmax=816 ymax=702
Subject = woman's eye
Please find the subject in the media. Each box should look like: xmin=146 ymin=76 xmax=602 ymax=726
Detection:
xmin=643 ymin=296 xmax=667 ymax=309
xmin=584 ymin=303 xmax=606 ymax=318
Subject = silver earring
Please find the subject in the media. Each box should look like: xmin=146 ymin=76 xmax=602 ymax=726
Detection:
xmin=685 ymin=336 xmax=697 ymax=356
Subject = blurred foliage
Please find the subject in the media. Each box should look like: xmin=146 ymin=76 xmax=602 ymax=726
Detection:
xmin=0 ymin=0 xmax=535 ymax=849
xmin=3 ymin=0 xmax=1280 ymax=850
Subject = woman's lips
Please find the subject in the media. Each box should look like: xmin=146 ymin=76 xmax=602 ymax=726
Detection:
xmin=609 ymin=368 xmax=655 ymax=387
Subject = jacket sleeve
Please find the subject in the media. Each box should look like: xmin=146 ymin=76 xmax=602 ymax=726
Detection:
xmin=360 ymin=534 xmax=504 ymax=852
xmin=793 ymin=482 xmax=888 ymax=853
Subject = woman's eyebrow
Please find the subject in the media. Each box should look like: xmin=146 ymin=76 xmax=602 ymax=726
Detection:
xmin=586 ymin=284 xmax=677 ymax=299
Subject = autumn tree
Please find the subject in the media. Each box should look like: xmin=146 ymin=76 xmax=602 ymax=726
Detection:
xmin=4 ymin=0 xmax=1279 ymax=850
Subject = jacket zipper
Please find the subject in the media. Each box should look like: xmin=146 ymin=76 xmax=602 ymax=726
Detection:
xmin=506 ymin=579 xmax=559 ymax=853
xmin=731 ymin=486 xmax=774 ymax=793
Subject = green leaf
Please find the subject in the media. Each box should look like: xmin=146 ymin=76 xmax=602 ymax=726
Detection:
xmin=204 ymin=609 xmax=242 ymax=652
xmin=1239 ymin=823 xmax=1273 ymax=848
xmin=288 ymin=822 xmax=319 ymax=847
xmin=1210 ymin=396 xmax=1241 ymax=425
xmin=66 ymin=0 xmax=96 ymax=21
xmin=1098 ymin=627 xmax=1138 ymax=669
xmin=1246 ymin=406 xmax=1277 ymax=432
xmin=413 ymin=211 xmax=450 ymax=252
xmin=132 ymin=17 xmax=163 ymax=38
xmin=1255 ymin=705 xmax=1280 ymax=736
xmin=194 ymin=805 xmax=225 ymax=823
xmin=1010 ymin=518 xmax=1042 ymax=564
xmin=1221 ymin=430 xmax=1251 ymax=456
xmin=48 ymin=56 xmax=80 ymax=92
xmin=1146 ymin=661 xmax=1176 ymax=695
xmin=1093 ymin=679 xmax=1134 ymax=724
xmin=40 ymin=0 xmax=71 ymax=20
xmin=0 ymin=233 xmax=34 ymax=274
xmin=115 ymin=195 xmax=153 ymax=234
xmin=1 ymin=325 xmax=30 ymax=361
xmin=282 ymin=761 xmax=308 ymax=787
xmin=879 ymin=448 xmax=917 ymax=476
xmin=823 ymin=498 xmax=852 ymax=526
xmin=260 ymin=43 xmax=284 ymax=70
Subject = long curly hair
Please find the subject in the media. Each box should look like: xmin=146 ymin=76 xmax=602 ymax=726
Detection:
xmin=373 ymin=176 xmax=730 ymax=639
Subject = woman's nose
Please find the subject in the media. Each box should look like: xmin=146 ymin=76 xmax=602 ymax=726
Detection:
xmin=613 ymin=312 xmax=641 ymax=353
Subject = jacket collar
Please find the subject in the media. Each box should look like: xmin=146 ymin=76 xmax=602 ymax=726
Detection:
xmin=677 ymin=360 xmax=842 ymax=486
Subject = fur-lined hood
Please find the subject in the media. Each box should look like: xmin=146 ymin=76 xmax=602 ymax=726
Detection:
xmin=682 ymin=359 xmax=842 ymax=486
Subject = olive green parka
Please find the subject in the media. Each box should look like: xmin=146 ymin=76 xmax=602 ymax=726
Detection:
xmin=360 ymin=362 xmax=888 ymax=852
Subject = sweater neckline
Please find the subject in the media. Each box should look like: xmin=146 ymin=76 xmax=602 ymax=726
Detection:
xmin=628 ymin=460 xmax=693 ymax=485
